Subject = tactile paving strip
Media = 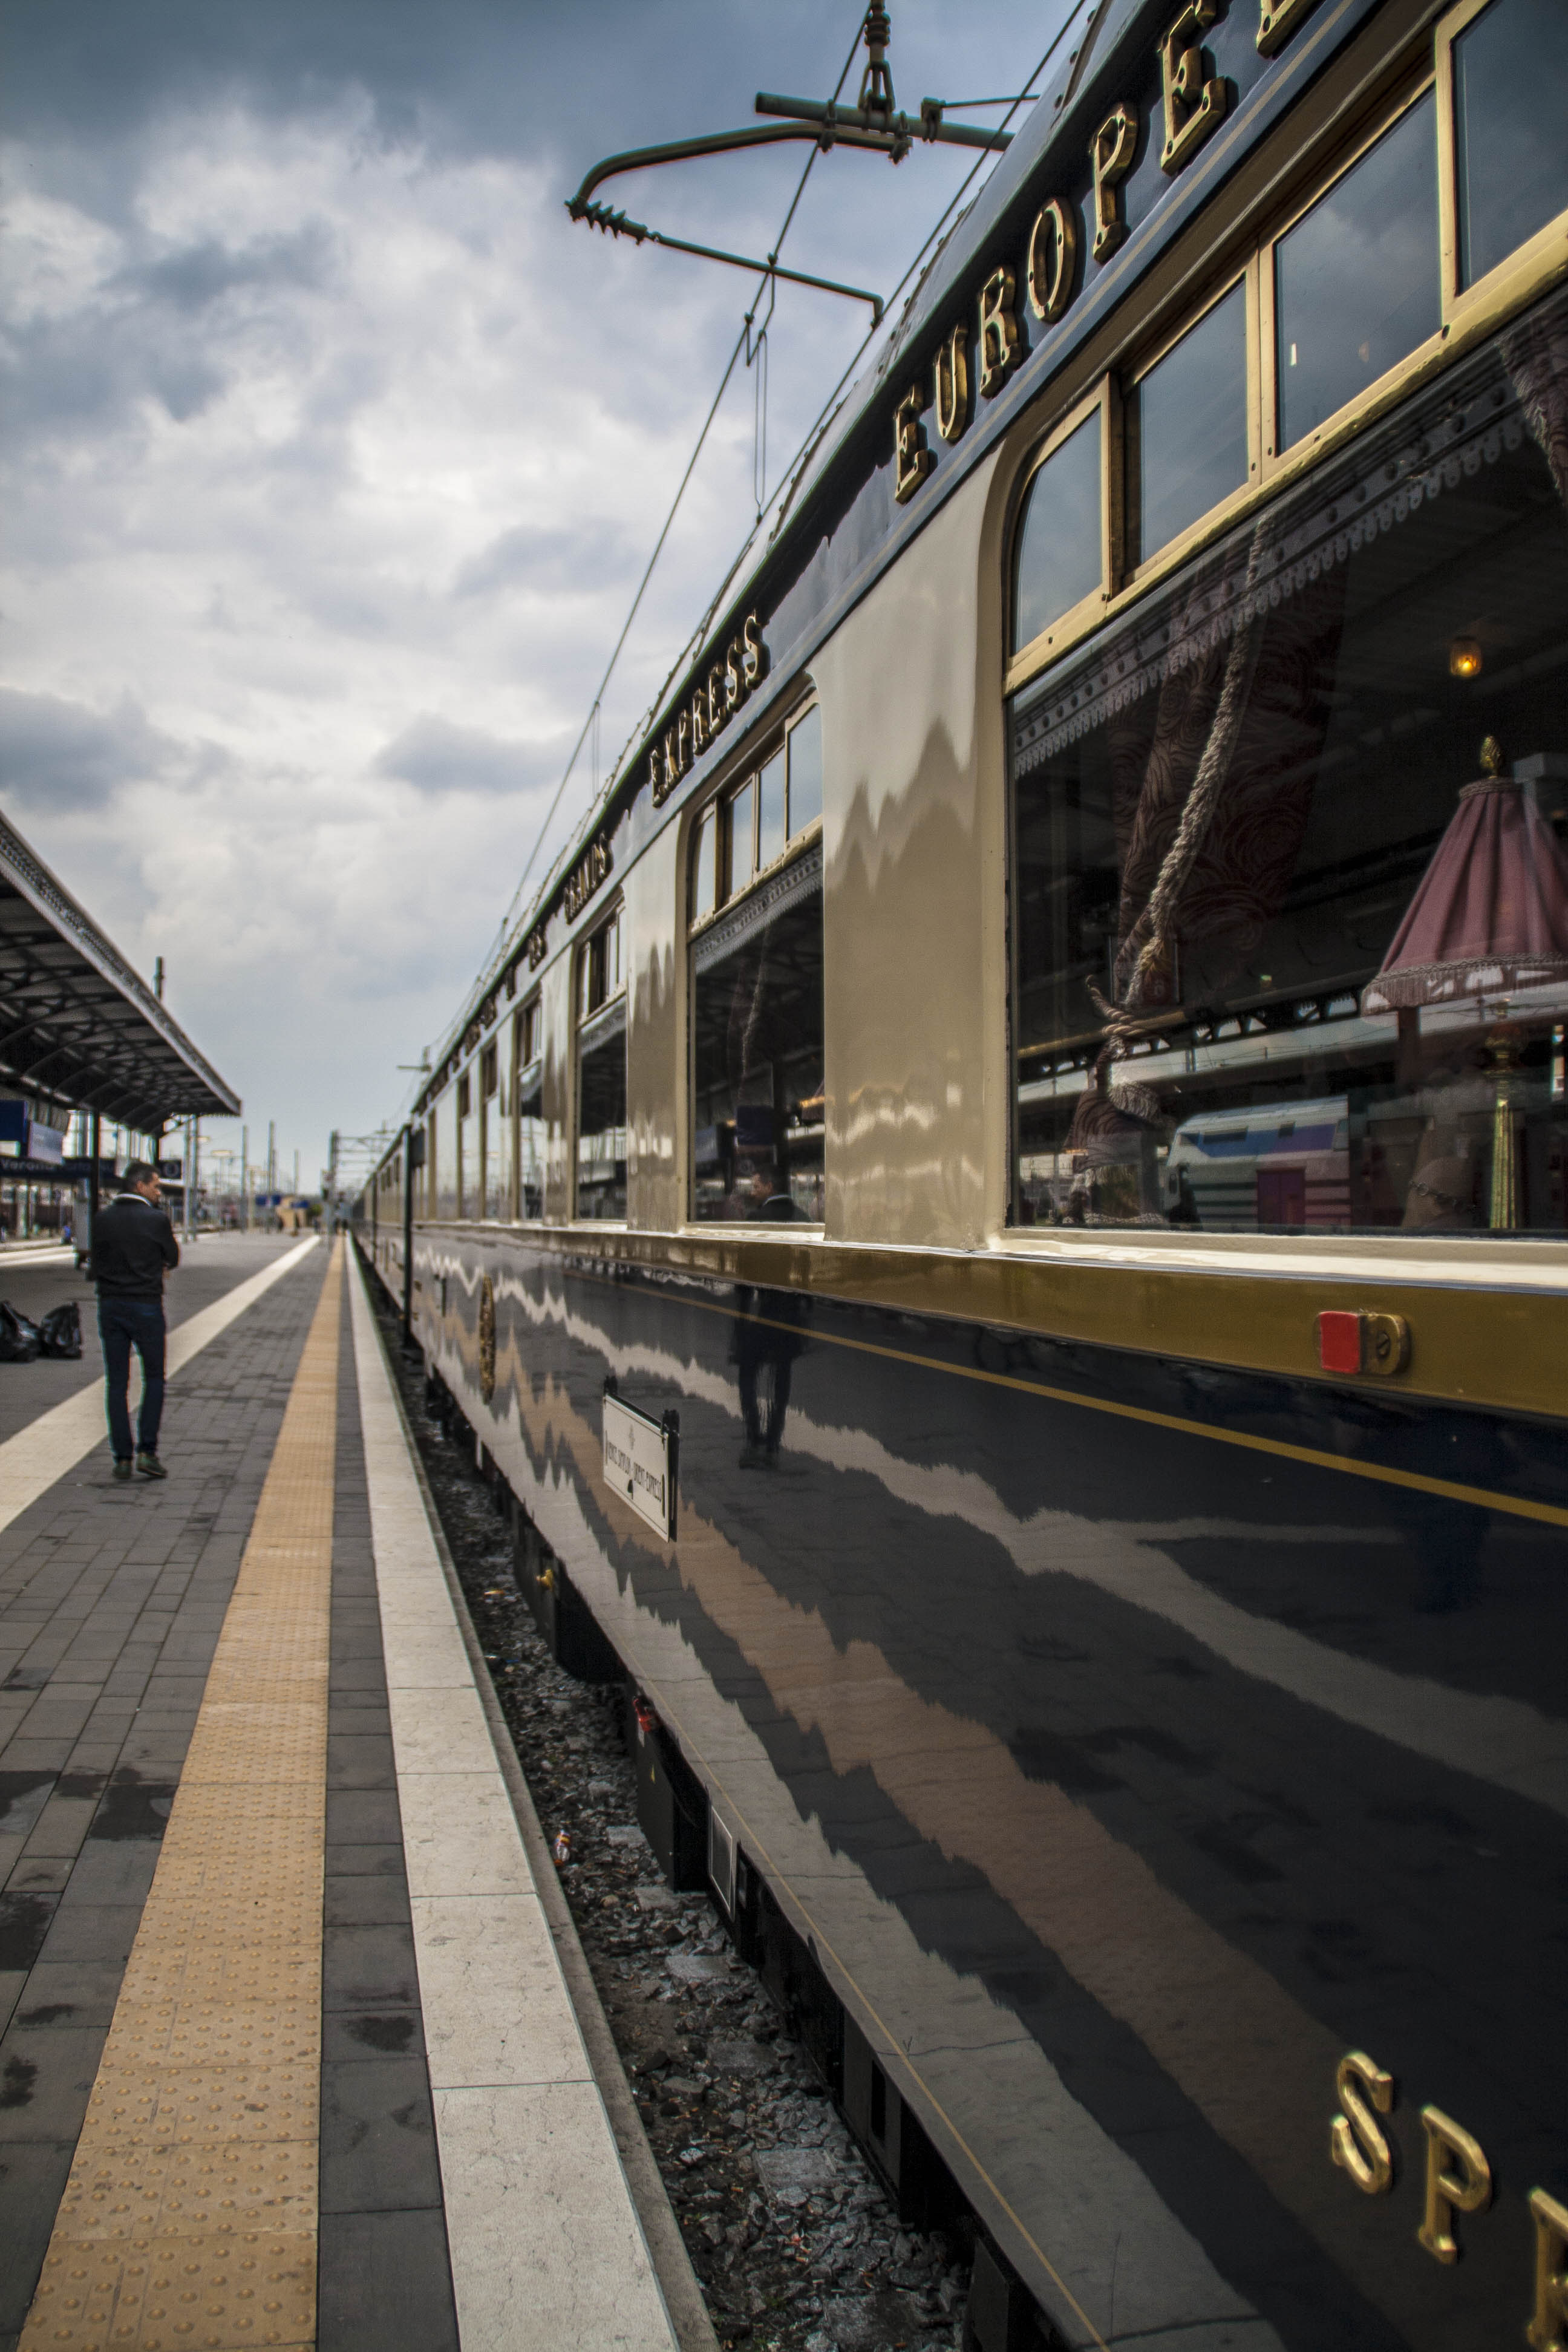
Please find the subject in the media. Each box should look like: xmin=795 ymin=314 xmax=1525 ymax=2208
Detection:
xmin=22 ymin=1243 xmax=343 ymax=2352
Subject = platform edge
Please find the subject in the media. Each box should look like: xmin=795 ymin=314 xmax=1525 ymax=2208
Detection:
xmin=348 ymin=1244 xmax=722 ymax=2352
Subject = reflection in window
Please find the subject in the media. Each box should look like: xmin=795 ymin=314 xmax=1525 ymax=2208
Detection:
xmin=692 ymin=806 xmax=717 ymax=922
xmin=1127 ymin=281 xmax=1248 ymax=566
xmin=691 ymin=850 xmax=825 ymax=1223
xmin=787 ymin=707 xmax=823 ymax=835
xmin=433 ymin=1097 xmax=457 ymax=1220
xmin=457 ymin=1068 xmax=477 ymax=1218
xmin=1010 ymin=290 xmax=1568 ymax=1235
xmin=579 ymin=907 xmax=621 ymax=1019
xmin=515 ymin=999 xmax=543 ymax=1220
xmin=1275 ymin=93 xmax=1439 ymax=449
xmin=1013 ymin=410 xmax=1102 ymax=653
xmin=727 ymin=778 xmax=755 ymax=898
xmin=757 ymin=746 xmax=786 ymax=869
xmin=481 ymin=1039 xmax=508 ymax=1219
xmin=693 ymin=711 xmax=823 ymax=943
xmin=577 ymin=911 xmax=626 ymax=1219
xmin=479 ymin=1037 xmax=506 ymax=1217
xmin=1455 ymin=0 xmax=1568 ymax=289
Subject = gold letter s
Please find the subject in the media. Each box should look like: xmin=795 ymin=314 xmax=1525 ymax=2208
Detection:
xmin=1330 ymin=2051 xmax=1395 ymax=2195
xmin=740 ymin=610 xmax=765 ymax=690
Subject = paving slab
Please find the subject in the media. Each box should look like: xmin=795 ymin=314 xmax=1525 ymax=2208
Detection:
xmin=0 ymin=1236 xmax=325 ymax=2350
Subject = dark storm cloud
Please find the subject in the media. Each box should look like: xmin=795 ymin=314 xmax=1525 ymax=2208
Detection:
xmin=2 ymin=221 xmax=340 ymax=449
xmin=0 ymin=688 xmax=181 ymax=811
xmin=452 ymin=518 xmax=638 ymax=601
xmin=374 ymin=713 xmax=563 ymax=798
xmin=131 ymin=224 xmax=335 ymax=314
xmin=0 ymin=0 xmax=848 ymax=179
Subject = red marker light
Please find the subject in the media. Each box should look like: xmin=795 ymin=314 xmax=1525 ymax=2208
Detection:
xmin=1317 ymin=1310 xmax=1362 ymax=1374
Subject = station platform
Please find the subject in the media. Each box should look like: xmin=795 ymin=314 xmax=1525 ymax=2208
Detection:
xmin=0 ymin=1235 xmax=690 ymax=2352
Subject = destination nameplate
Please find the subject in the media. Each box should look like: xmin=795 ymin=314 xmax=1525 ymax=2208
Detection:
xmin=603 ymin=1388 xmax=678 ymax=1540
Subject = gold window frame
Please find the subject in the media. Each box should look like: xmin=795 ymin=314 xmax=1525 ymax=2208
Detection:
xmin=515 ymin=995 xmax=541 ymax=1071
xmin=1120 ymin=255 xmax=1263 ymax=590
xmin=571 ymin=896 xmax=627 ymax=1226
xmin=1007 ymin=380 xmax=1119 ymax=681
xmin=512 ymin=994 xmax=544 ymax=1226
xmin=684 ymin=693 xmax=822 ymax=947
xmin=683 ymin=691 xmax=825 ymax=1233
xmin=575 ymin=901 xmax=624 ymax=1026
xmin=1004 ymin=6 xmax=1568 ymax=702
xmin=1258 ymin=73 xmax=1442 ymax=480
xmin=1436 ymin=0 xmax=1568 ymax=327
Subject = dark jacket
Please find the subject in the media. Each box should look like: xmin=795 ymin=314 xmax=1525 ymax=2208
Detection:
xmin=93 ymin=1192 xmax=179 ymax=1299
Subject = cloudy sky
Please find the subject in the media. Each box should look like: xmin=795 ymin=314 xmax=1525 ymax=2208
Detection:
xmin=1 ymin=0 xmax=1066 ymax=1190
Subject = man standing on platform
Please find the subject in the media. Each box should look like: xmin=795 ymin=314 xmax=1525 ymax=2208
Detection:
xmin=92 ymin=1161 xmax=178 ymax=1481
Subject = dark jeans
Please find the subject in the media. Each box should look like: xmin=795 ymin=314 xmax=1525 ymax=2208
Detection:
xmin=98 ymin=1296 xmax=166 ymax=1459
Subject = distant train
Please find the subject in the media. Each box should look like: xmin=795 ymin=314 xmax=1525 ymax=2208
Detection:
xmin=1165 ymin=1096 xmax=1349 ymax=1226
xmin=356 ymin=2 xmax=1568 ymax=2345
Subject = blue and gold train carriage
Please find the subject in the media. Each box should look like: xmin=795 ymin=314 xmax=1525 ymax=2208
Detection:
xmin=356 ymin=1 xmax=1568 ymax=2342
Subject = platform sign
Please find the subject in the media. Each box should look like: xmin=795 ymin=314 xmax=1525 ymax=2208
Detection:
xmin=602 ymin=1385 xmax=678 ymax=1541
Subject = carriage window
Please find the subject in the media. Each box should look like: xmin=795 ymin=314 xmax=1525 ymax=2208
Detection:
xmin=479 ymin=1034 xmax=508 ymax=1220
xmin=1127 ymin=281 xmax=1248 ymax=567
xmin=516 ymin=1001 xmax=544 ymax=1220
xmin=1013 ymin=410 xmax=1102 ymax=653
xmin=691 ymin=805 xmax=718 ymax=922
xmin=1453 ymin=0 xmax=1568 ymax=290
xmin=579 ymin=908 xmax=621 ymax=1017
xmin=433 ymin=1096 xmax=457 ymax=1221
xmin=691 ymin=728 xmax=825 ymax=1224
xmin=786 ymin=706 xmax=823 ymax=836
xmin=727 ymin=778 xmax=756 ymax=898
xmin=457 ymin=1068 xmax=477 ymax=1218
xmin=1273 ymin=92 xmax=1439 ymax=451
xmin=757 ymin=746 xmax=786 ymax=869
xmin=1010 ymin=289 xmax=1568 ymax=1236
xmin=577 ymin=910 xmax=626 ymax=1219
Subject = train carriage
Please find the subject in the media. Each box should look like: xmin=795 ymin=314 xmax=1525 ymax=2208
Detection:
xmin=354 ymin=1 xmax=1568 ymax=2343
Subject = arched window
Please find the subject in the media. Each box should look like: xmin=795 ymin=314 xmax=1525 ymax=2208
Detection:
xmin=1011 ymin=402 xmax=1103 ymax=656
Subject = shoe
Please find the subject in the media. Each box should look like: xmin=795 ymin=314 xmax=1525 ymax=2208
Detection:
xmin=135 ymin=1453 xmax=168 ymax=1480
xmin=112 ymin=1459 xmax=133 ymax=1483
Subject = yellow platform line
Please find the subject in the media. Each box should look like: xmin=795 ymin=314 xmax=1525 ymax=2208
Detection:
xmin=22 ymin=1241 xmax=344 ymax=2352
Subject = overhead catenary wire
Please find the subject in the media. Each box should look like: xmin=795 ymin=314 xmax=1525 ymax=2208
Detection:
xmin=468 ymin=14 xmax=868 ymax=992
xmin=413 ymin=2 xmax=1089 ymax=1103
xmin=582 ymin=8 xmax=1087 ymax=807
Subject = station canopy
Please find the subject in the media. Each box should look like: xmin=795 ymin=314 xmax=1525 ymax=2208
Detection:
xmin=0 ymin=810 xmax=240 ymax=1131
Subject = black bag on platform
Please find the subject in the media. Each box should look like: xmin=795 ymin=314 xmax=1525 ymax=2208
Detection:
xmin=39 ymin=1302 xmax=83 ymax=1360
xmin=0 ymin=1302 xmax=43 ymax=1362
